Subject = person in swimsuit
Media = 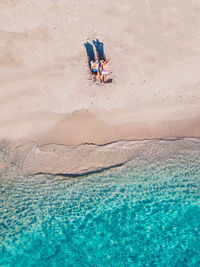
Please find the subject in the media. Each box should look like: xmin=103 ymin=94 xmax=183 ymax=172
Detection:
xmin=100 ymin=59 xmax=110 ymax=83
xmin=90 ymin=60 xmax=99 ymax=82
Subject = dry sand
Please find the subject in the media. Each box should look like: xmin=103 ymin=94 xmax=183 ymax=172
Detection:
xmin=0 ymin=0 xmax=200 ymax=151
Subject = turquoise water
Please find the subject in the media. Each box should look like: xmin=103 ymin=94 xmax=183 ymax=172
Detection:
xmin=1 ymin=139 xmax=200 ymax=266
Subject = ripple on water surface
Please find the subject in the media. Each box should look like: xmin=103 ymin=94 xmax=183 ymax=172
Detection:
xmin=1 ymin=139 xmax=200 ymax=266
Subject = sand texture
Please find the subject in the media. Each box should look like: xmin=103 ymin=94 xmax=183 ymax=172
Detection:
xmin=0 ymin=0 xmax=200 ymax=174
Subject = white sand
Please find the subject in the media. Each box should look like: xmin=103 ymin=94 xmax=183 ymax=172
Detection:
xmin=0 ymin=0 xmax=200 ymax=146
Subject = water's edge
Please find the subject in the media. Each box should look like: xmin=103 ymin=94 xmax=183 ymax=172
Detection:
xmin=1 ymin=137 xmax=200 ymax=177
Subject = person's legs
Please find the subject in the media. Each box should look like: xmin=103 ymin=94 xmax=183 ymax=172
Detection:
xmin=92 ymin=70 xmax=98 ymax=82
xmin=100 ymin=73 xmax=103 ymax=83
xmin=94 ymin=72 xmax=97 ymax=82
xmin=102 ymin=74 xmax=104 ymax=83
xmin=92 ymin=73 xmax=95 ymax=82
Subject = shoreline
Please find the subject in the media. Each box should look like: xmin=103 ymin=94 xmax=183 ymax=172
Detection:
xmin=1 ymin=137 xmax=200 ymax=177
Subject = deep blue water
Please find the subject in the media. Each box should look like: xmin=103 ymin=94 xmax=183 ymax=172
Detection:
xmin=1 ymin=139 xmax=200 ymax=266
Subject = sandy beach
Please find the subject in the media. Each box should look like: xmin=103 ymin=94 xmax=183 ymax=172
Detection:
xmin=0 ymin=0 xmax=200 ymax=174
xmin=1 ymin=3 xmax=200 ymax=263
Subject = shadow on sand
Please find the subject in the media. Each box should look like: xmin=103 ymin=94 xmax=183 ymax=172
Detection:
xmin=84 ymin=39 xmax=106 ymax=67
xmin=93 ymin=39 xmax=106 ymax=61
xmin=84 ymin=42 xmax=95 ymax=69
xmin=105 ymin=78 xmax=113 ymax=83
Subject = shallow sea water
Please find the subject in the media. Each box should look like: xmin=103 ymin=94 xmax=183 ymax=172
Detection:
xmin=0 ymin=139 xmax=200 ymax=266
